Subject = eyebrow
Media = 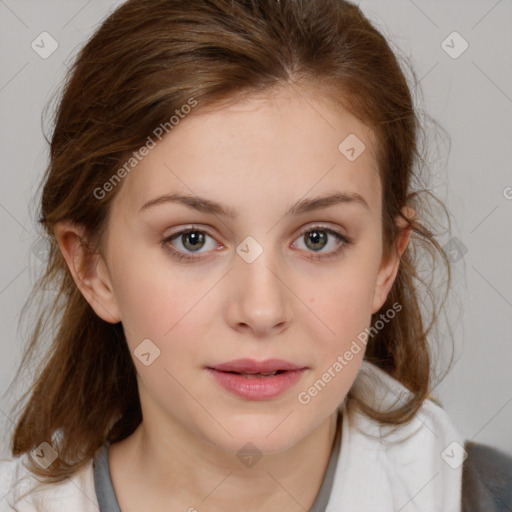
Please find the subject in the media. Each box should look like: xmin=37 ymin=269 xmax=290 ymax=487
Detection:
xmin=139 ymin=191 xmax=370 ymax=218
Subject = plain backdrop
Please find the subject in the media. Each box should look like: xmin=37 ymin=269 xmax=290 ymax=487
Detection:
xmin=1 ymin=0 xmax=511 ymax=460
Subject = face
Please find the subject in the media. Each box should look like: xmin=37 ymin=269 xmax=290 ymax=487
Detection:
xmin=59 ymin=86 xmax=407 ymax=456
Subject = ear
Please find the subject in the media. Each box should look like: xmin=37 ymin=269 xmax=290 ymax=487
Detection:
xmin=371 ymin=206 xmax=414 ymax=314
xmin=54 ymin=220 xmax=121 ymax=324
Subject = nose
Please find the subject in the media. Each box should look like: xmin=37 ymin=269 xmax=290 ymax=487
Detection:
xmin=226 ymin=242 xmax=290 ymax=338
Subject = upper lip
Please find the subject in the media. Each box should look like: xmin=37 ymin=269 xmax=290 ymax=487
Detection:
xmin=207 ymin=358 xmax=306 ymax=373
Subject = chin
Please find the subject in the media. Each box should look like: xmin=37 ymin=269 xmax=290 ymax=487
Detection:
xmin=203 ymin=417 xmax=306 ymax=456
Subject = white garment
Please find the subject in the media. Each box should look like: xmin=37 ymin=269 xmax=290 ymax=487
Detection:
xmin=0 ymin=360 xmax=463 ymax=511
xmin=328 ymin=361 xmax=463 ymax=511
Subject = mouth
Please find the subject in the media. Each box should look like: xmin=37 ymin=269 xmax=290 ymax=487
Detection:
xmin=207 ymin=358 xmax=307 ymax=374
xmin=205 ymin=359 xmax=308 ymax=400
xmin=208 ymin=368 xmax=293 ymax=378
xmin=212 ymin=370 xmax=286 ymax=377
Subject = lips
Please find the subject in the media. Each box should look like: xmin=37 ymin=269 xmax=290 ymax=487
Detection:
xmin=206 ymin=358 xmax=308 ymax=400
xmin=207 ymin=358 xmax=306 ymax=375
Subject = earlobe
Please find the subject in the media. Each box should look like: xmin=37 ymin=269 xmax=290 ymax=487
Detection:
xmin=54 ymin=221 xmax=121 ymax=324
xmin=371 ymin=206 xmax=414 ymax=314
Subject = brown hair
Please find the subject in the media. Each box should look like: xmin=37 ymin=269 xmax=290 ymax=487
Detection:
xmin=7 ymin=0 xmax=453 ymax=484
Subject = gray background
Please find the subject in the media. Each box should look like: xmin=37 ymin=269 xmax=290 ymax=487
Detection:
xmin=1 ymin=0 xmax=511 ymax=460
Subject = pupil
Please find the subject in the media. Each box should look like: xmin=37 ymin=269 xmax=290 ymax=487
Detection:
xmin=307 ymin=230 xmax=326 ymax=250
xmin=183 ymin=231 xmax=204 ymax=251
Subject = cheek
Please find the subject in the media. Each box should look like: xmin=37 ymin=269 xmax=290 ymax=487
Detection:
xmin=306 ymin=261 xmax=379 ymax=337
xmin=312 ymin=292 xmax=372 ymax=375
xmin=113 ymin=266 xmax=209 ymax=408
xmin=297 ymin=258 xmax=379 ymax=393
xmin=109 ymin=256 xmax=208 ymax=372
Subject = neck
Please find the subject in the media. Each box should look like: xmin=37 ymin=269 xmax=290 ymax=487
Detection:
xmin=109 ymin=408 xmax=340 ymax=512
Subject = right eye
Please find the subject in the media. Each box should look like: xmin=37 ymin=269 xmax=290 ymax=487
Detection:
xmin=161 ymin=226 xmax=220 ymax=262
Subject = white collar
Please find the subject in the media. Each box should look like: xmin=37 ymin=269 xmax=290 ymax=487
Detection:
xmin=326 ymin=360 xmax=463 ymax=511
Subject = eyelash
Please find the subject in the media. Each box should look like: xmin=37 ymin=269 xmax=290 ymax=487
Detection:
xmin=161 ymin=224 xmax=353 ymax=263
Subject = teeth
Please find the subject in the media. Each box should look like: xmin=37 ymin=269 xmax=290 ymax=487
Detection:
xmin=239 ymin=371 xmax=278 ymax=377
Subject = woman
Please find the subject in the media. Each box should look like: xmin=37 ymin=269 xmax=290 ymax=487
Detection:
xmin=1 ymin=0 xmax=510 ymax=510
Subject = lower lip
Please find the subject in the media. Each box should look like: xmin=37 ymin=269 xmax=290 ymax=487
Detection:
xmin=206 ymin=368 xmax=307 ymax=400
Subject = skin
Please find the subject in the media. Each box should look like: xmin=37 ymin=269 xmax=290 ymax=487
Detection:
xmin=55 ymin=85 xmax=412 ymax=512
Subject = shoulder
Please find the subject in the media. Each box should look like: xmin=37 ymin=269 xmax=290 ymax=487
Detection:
xmin=462 ymin=441 xmax=512 ymax=512
xmin=350 ymin=361 xmax=463 ymax=447
xmin=0 ymin=454 xmax=99 ymax=512
xmin=330 ymin=361 xmax=464 ymax=511
xmin=0 ymin=455 xmax=38 ymax=510
xmin=346 ymin=362 xmax=512 ymax=510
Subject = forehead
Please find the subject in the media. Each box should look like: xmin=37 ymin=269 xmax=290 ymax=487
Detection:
xmin=112 ymin=86 xmax=381 ymax=218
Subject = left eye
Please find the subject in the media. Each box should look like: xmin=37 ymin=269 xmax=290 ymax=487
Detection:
xmin=162 ymin=225 xmax=351 ymax=262
xmin=292 ymin=227 xmax=347 ymax=254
